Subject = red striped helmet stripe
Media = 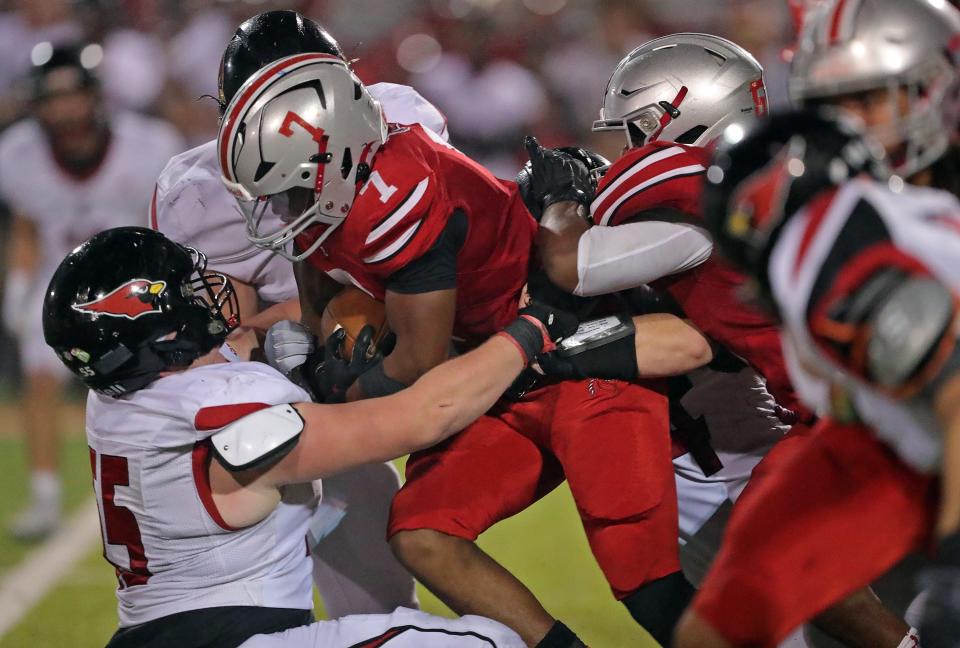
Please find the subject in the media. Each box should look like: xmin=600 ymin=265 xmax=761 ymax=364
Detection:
xmin=828 ymin=0 xmax=849 ymax=43
xmin=218 ymin=52 xmax=344 ymax=183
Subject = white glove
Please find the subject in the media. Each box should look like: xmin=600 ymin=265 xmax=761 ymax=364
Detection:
xmin=264 ymin=320 xmax=316 ymax=376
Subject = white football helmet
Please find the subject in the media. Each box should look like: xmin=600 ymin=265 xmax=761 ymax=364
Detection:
xmin=218 ymin=53 xmax=388 ymax=261
xmin=593 ymin=33 xmax=767 ymax=149
xmin=790 ymin=0 xmax=960 ymax=177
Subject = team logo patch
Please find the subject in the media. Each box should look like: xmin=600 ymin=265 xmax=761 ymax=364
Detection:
xmin=72 ymin=279 xmax=167 ymax=320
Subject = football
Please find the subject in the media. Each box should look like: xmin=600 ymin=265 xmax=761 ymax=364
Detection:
xmin=319 ymin=286 xmax=390 ymax=357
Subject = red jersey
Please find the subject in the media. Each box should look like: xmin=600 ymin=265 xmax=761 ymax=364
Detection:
xmin=591 ymin=142 xmax=801 ymax=414
xmin=298 ymin=124 xmax=536 ymax=346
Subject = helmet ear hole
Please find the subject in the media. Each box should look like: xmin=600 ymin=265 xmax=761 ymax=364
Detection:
xmin=676 ymin=125 xmax=709 ymax=144
xmin=627 ymin=123 xmax=647 ymax=147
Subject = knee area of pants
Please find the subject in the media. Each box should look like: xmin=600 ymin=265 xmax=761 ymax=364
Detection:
xmin=577 ymin=492 xmax=665 ymax=525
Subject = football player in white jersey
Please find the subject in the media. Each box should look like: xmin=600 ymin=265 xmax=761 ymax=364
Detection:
xmin=43 ymin=226 xmax=579 ymax=647
xmin=675 ymin=108 xmax=960 ymax=647
xmin=675 ymin=2 xmax=960 ymax=645
xmin=0 ymin=44 xmax=184 ymax=539
xmin=151 ymin=10 xmax=450 ymax=618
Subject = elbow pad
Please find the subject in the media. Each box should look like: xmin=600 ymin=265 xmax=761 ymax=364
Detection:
xmin=538 ymin=314 xmax=638 ymax=380
xmin=209 ymin=404 xmax=305 ymax=471
xmin=868 ymin=277 xmax=958 ymax=399
xmin=817 ymin=270 xmax=959 ymax=401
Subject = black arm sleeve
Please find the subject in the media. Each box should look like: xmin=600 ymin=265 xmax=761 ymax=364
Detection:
xmin=384 ymin=209 xmax=468 ymax=294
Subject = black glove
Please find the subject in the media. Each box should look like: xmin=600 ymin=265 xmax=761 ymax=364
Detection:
xmin=501 ymin=302 xmax=579 ymax=363
xmin=555 ymin=146 xmax=611 ymax=180
xmin=537 ymin=313 xmax=639 ymax=381
xmin=920 ymin=531 xmax=960 ymax=648
xmin=299 ymin=327 xmax=382 ymax=403
xmin=517 ymin=136 xmax=594 ymax=220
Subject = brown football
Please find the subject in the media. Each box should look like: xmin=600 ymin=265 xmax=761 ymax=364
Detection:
xmin=319 ymin=286 xmax=389 ymax=357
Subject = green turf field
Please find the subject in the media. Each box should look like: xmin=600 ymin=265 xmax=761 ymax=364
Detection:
xmin=0 ymin=420 xmax=658 ymax=648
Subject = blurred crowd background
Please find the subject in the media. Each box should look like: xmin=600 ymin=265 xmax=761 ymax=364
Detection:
xmin=0 ymin=0 xmax=796 ymax=170
xmin=0 ymin=0 xmax=796 ymax=386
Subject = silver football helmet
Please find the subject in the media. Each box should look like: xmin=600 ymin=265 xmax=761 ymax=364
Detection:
xmin=218 ymin=53 xmax=388 ymax=262
xmin=790 ymin=0 xmax=960 ymax=177
xmin=593 ymin=33 xmax=767 ymax=149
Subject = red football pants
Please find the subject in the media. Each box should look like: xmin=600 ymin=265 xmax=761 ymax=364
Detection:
xmin=692 ymin=419 xmax=938 ymax=647
xmin=388 ymin=378 xmax=677 ymax=599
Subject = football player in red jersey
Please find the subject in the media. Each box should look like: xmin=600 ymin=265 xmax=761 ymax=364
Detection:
xmin=524 ymin=32 xmax=915 ymax=648
xmin=218 ymin=55 xmax=710 ymax=647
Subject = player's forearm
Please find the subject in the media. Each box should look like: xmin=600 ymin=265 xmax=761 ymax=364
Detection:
xmin=401 ymin=335 xmax=526 ymax=448
xmin=633 ymin=314 xmax=713 ymax=377
xmin=573 ymin=221 xmax=713 ymax=297
xmin=243 ymin=298 xmax=301 ymax=332
xmin=536 ymin=202 xmax=589 ymax=293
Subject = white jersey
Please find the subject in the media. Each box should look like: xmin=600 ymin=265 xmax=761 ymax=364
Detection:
xmin=241 ymin=607 xmax=524 ymax=648
xmin=152 ymin=82 xmax=448 ymax=302
xmin=768 ymin=178 xmax=960 ymax=472
xmin=0 ymin=111 xmax=183 ymax=280
xmin=86 ymin=361 xmax=316 ymax=627
xmin=0 ymin=112 xmax=183 ymax=375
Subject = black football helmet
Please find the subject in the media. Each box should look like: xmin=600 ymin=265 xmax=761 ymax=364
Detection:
xmin=43 ymin=227 xmax=239 ymax=397
xmin=218 ymin=10 xmax=344 ymax=115
xmin=703 ymin=108 xmax=888 ymax=294
xmin=26 ymin=44 xmax=100 ymax=102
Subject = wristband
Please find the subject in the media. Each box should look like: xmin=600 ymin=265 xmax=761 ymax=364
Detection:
xmin=499 ymin=315 xmax=550 ymax=363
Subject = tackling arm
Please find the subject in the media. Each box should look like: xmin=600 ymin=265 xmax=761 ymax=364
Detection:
xmin=218 ymin=306 xmax=570 ymax=492
xmin=539 ymin=311 xmax=713 ymax=381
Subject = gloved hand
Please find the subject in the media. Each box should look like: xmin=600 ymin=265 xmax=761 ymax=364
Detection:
xmin=500 ymin=301 xmax=579 ymax=363
xmin=920 ymin=531 xmax=960 ymax=648
xmin=537 ymin=314 xmax=639 ymax=381
xmin=517 ymin=136 xmax=595 ymax=220
xmin=301 ymin=327 xmax=382 ymax=403
xmin=264 ymin=320 xmax=316 ymax=376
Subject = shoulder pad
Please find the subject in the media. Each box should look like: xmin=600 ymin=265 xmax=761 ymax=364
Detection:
xmin=209 ymin=403 xmax=305 ymax=471
xmin=591 ymin=143 xmax=707 ymax=227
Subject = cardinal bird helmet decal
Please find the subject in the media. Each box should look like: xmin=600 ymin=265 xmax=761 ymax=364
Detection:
xmin=72 ymin=279 xmax=168 ymax=320
xmin=44 ymin=226 xmax=241 ymax=396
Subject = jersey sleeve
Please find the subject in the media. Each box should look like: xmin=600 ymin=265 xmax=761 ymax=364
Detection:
xmin=191 ymin=363 xmax=311 ymax=439
xmin=354 ymin=154 xmax=450 ymax=283
xmin=590 ymin=144 xmax=709 ymax=227
xmin=152 ymin=147 xmax=285 ymax=294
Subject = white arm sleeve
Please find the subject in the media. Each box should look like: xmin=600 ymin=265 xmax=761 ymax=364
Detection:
xmin=574 ymin=221 xmax=713 ymax=297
